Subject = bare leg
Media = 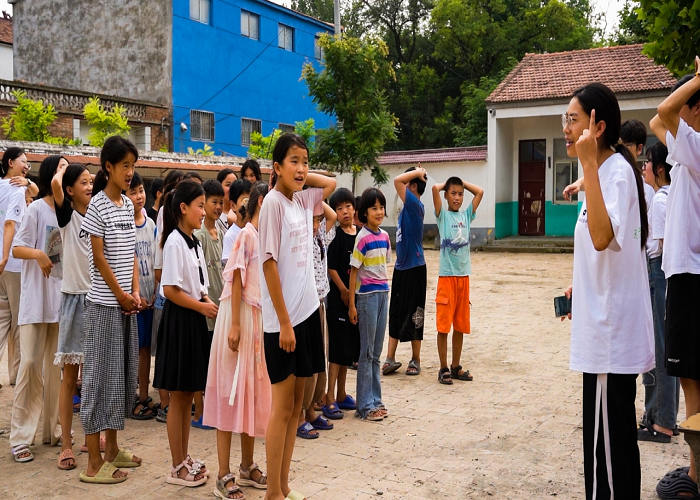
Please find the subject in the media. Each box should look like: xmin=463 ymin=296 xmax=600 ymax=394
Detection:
xmin=266 ymin=375 xmax=297 ymax=500
xmin=159 ymin=389 xmax=170 ymax=408
xmin=280 ymin=377 xmax=307 ymax=496
xmin=437 ymin=332 xmax=449 ymax=369
xmin=137 ymin=348 xmax=152 ymax=406
xmin=167 ymin=391 xmax=191 ymax=467
xmin=411 ymin=339 xmax=421 ymax=364
xmin=681 ymin=378 xmax=700 ymax=482
xmin=451 ymin=331 xmax=464 ymax=369
xmin=240 ymin=433 xmax=256 ymax=469
xmin=387 ymin=336 xmax=399 ymax=360
xmin=85 ymin=431 xmax=127 ymax=478
xmin=216 ymin=429 xmax=232 ymax=478
xmin=58 ymin=363 xmax=79 ymax=467
xmin=327 ymin=362 xmax=340 ymax=403
xmin=193 ymin=391 xmax=204 ymax=421
xmin=337 ymin=366 xmax=348 ymax=401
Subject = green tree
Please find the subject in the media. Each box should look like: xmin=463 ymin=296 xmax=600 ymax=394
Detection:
xmin=291 ymin=0 xmax=335 ymax=23
xmin=83 ymin=96 xmax=131 ymax=147
xmin=1 ymin=90 xmax=79 ymax=145
xmin=610 ymin=0 xmax=648 ymax=45
xmin=638 ymin=0 xmax=699 ymax=75
xmin=303 ymin=34 xmax=398 ymax=185
xmin=247 ymin=120 xmax=316 ymax=160
xmin=187 ymin=143 xmax=215 ymax=156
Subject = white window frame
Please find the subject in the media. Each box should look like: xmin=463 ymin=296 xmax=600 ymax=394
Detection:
xmin=314 ymin=36 xmax=324 ymax=60
xmin=279 ymin=123 xmax=295 ymax=134
xmin=190 ymin=110 xmax=215 ymax=142
xmin=278 ymin=24 xmax=294 ymax=51
xmin=241 ymin=118 xmax=262 ymax=146
xmin=241 ymin=10 xmax=259 ymax=40
xmin=190 ymin=0 xmax=211 ymax=24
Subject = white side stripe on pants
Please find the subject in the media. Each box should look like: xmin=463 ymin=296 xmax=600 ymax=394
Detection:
xmin=592 ymin=374 xmax=615 ymax=500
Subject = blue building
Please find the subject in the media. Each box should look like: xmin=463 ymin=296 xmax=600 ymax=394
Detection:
xmin=172 ymin=0 xmax=334 ymax=156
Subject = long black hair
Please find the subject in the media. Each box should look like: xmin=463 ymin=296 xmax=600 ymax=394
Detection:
xmin=38 ymin=155 xmax=66 ymax=198
xmin=572 ymin=83 xmax=648 ymax=248
xmin=62 ymin=163 xmax=89 ymax=202
xmin=1 ymin=147 xmax=25 ymax=178
xmin=646 ymin=142 xmax=673 ymax=185
xmin=240 ymin=159 xmax=262 ymax=181
xmin=217 ymin=168 xmax=236 ymax=183
xmin=93 ymin=136 xmax=139 ymax=195
xmin=160 ymin=179 xmax=205 ymax=248
xmin=242 ymin=181 xmax=269 ymax=221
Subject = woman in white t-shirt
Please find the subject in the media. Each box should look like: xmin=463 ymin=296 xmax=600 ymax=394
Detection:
xmin=639 ymin=142 xmax=679 ymax=444
xmin=9 ymin=155 xmax=66 ymax=463
xmin=562 ymin=83 xmax=654 ymax=499
xmin=0 ymin=147 xmax=38 ymax=387
xmin=221 ymin=178 xmax=251 ymax=265
xmin=216 ymin=168 xmax=237 ymax=234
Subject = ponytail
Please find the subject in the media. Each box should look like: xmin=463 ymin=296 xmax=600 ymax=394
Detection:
xmin=92 ymin=170 xmax=108 ymax=196
xmin=615 ymin=143 xmax=648 ymax=248
xmin=245 ymin=181 xmax=269 ymax=221
xmin=160 ymin=179 xmax=204 ymax=249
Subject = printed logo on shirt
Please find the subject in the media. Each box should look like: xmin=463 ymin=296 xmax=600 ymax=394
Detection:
xmin=11 ymin=205 xmax=20 ymax=217
xmin=634 ymin=227 xmax=641 ymax=239
xmin=441 ymin=221 xmax=470 ymax=253
xmin=78 ymin=229 xmax=91 ymax=240
xmin=396 ymin=226 xmax=402 ymax=243
xmin=668 ymin=358 xmax=680 ymax=363
xmin=578 ymin=208 xmax=588 ymax=227
xmin=45 ymin=225 xmax=63 ymax=279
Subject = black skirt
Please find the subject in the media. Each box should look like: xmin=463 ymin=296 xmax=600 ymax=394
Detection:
xmin=154 ymin=299 xmax=211 ymax=392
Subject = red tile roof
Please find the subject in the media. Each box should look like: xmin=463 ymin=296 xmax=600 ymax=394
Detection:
xmin=0 ymin=17 xmax=12 ymax=46
xmin=486 ymin=44 xmax=675 ymax=104
xmin=378 ymin=146 xmax=487 ymax=165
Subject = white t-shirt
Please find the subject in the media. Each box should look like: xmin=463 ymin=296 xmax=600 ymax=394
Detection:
xmin=259 ymin=187 xmax=323 ymax=332
xmin=155 ymin=206 xmax=164 ymax=270
xmin=643 ymin=183 xmax=655 ymax=210
xmin=0 ymin=179 xmax=26 ymax=273
xmin=645 ymin=185 xmax=669 ymax=259
xmin=135 ymin=216 xmax=157 ymax=300
xmin=570 ymin=153 xmax=654 ymax=374
xmin=81 ymin=191 xmax=136 ymax=307
xmin=56 ymin=201 xmax=91 ymax=294
xmin=160 ymin=228 xmax=209 ymax=299
xmin=13 ymin=198 xmax=62 ymax=325
xmin=663 ymin=119 xmax=700 ymax=277
xmin=216 ymin=210 xmax=229 ymax=234
xmin=222 ymin=223 xmax=242 ymax=265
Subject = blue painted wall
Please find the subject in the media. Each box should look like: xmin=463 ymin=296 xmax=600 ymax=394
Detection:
xmin=172 ymin=0 xmax=334 ymax=155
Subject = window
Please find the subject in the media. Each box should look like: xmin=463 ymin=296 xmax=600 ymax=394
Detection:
xmin=314 ymin=36 xmax=324 ymax=60
xmin=241 ymin=118 xmax=262 ymax=146
xmin=241 ymin=10 xmax=259 ymax=40
xmin=191 ymin=110 xmax=215 ymax=142
xmin=553 ymin=139 xmax=578 ymax=203
xmin=279 ymin=123 xmax=295 ymax=134
xmin=190 ymin=0 xmax=211 ymax=24
xmin=278 ymin=24 xmax=294 ymax=51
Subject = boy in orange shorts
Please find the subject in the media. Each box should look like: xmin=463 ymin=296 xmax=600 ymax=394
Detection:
xmin=432 ymin=176 xmax=484 ymax=385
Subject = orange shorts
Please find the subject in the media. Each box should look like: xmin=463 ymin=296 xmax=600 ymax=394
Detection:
xmin=435 ymin=276 xmax=470 ymax=334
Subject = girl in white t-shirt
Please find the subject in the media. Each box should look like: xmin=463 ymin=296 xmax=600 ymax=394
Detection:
xmin=258 ymin=134 xmax=336 ymax=500
xmin=562 ymin=83 xmax=654 ymax=499
xmin=9 ymin=155 xmax=67 ymax=463
xmin=51 ymin=162 xmax=93 ymax=470
xmin=79 ymin=137 xmax=142 ymax=485
xmin=153 ymin=179 xmax=218 ymax=488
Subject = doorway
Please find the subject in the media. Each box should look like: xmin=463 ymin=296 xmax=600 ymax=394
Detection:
xmin=518 ymin=140 xmax=546 ymax=236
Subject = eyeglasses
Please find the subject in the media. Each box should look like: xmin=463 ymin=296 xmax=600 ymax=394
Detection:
xmin=562 ymin=113 xmax=575 ymax=128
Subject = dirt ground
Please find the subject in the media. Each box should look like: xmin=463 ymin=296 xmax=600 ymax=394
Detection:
xmin=0 ymin=251 xmax=688 ymax=499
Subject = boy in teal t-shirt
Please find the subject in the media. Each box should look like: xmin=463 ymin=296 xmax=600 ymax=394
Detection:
xmin=432 ymin=176 xmax=484 ymax=385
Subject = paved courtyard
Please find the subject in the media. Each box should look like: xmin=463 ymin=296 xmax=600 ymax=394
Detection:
xmin=0 ymin=251 xmax=689 ymax=499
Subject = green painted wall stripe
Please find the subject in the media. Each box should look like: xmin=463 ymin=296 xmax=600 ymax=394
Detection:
xmin=496 ymin=201 xmax=578 ymax=238
xmin=495 ymin=201 xmax=517 ymax=239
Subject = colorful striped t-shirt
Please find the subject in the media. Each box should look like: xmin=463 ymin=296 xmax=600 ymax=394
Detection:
xmin=350 ymin=226 xmax=392 ymax=294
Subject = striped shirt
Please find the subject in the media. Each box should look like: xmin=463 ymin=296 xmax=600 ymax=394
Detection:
xmin=82 ymin=191 xmax=136 ymax=306
xmin=350 ymin=226 xmax=392 ymax=294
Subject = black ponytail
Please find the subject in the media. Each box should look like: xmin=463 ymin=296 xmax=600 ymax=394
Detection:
xmin=160 ymin=179 xmax=204 ymax=249
xmin=244 ymin=181 xmax=269 ymax=221
xmin=1 ymin=147 xmax=25 ymax=178
xmin=573 ymin=83 xmax=648 ymax=248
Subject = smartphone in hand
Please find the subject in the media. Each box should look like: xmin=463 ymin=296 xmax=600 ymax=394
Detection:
xmin=554 ymin=295 xmax=572 ymax=317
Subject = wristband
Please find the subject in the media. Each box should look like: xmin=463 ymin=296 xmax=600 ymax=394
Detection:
xmin=117 ymin=292 xmax=128 ymax=303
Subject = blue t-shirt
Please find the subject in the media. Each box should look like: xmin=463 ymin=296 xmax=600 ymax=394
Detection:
xmin=395 ymin=190 xmax=425 ymax=270
xmin=436 ymin=204 xmax=476 ymax=276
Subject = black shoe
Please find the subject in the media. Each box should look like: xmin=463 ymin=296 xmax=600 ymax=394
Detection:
xmin=638 ymin=426 xmax=672 ymax=443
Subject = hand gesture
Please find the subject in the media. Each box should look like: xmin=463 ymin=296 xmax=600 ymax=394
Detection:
xmin=279 ymin=323 xmax=296 ymax=353
xmin=561 ymin=286 xmax=572 ymax=322
xmin=0 ymin=258 xmax=7 ymax=275
xmin=228 ymin=324 xmax=241 ymax=353
xmin=416 ymin=165 xmax=427 ymax=181
xmin=9 ymin=176 xmax=28 ymax=188
xmin=37 ymin=252 xmax=53 ymax=278
xmin=120 ymin=293 xmax=139 ymax=313
xmin=695 ymin=55 xmax=700 ymax=74
xmin=199 ymin=301 xmax=219 ymax=319
xmin=349 ymin=305 xmax=358 ymax=325
xmin=576 ymin=110 xmax=599 ymax=170
xmin=563 ymin=178 xmax=583 ymax=202
xmin=132 ymin=292 xmax=143 ymax=311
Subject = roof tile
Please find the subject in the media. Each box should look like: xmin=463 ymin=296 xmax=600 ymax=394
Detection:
xmin=0 ymin=18 xmax=12 ymax=45
xmin=378 ymin=146 xmax=487 ymax=165
xmin=486 ymin=45 xmax=675 ymax=104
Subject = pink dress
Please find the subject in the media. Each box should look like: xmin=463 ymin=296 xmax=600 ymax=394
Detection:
xmin=203 ymin=223 xmax=271 ymax=436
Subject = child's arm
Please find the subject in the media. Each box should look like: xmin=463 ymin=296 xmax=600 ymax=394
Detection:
xmin=432 ymin=182 xmax=445 ymax=218
xmin=394 ymin=166 xmax=427 ymax=203
xmin=322 ymin=202 xmax=337 ymax=228
xmin=348 ymin=267 xmax=359 ymax=324
xmin=0 ymin=221 xmax=15 ymax=274
xmin=228 ymin=269 xmax=243 ymax=352
xmin=90 ymin=235 xmax=139 ymax=312
xmin=464 ymin=180 xmax=484 ymax=213
xmin=51 ymin=161 xmax=68 ymax=209
xmin=328 ymin=269 xmax=349 ymax=306
xmin=163 ymin=285 xmax=218 ymax=318
xmin=263 ymin=259 xmax=296 ymax=352
xmin=658 ymin=58 xmax=700 ymax=138
xmin=650 ymin=114 xmax=669 ymax=145
xmin=12 ymin=246 xmax=52 ymax=277
xmin=131 ymin=255 xmax=142 ymax=312
xmin=305 ymin=172 xmax=337 ymax=200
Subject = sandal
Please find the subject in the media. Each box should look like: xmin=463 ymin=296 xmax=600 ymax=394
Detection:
xmin=12 ymin=444 xmax=33 ymax=462
xmin=451 ymin=365 xmax=473 ymax=381
xmin=214 ymin=472 xmax=245 ymax=499
xmin=58 ymin=448 xmax=77 ymax=470
xmin=286 ymin=491 xmax=306 ymax=500
xmin=132 ymin=396 xmax=156 ymax=420
xmin=192 ymin=415 xmax=215 ymax=430
xmin=364 ymin=408 xmax=384 ymax=421
xmin=406 ymin=359 xmax=421 ymax=376
xmin=296 ymin=422 xmax=319 ymax=439
xmin=187 ymin=454 xmax=210 ymax=477
xmin=657 ymin=468 xmax=700 ymax=499
xmin=79 ymin=461 xmax=128 ymax=484
xmin=438 ymin=367 xmax=453 ymax=385
xmin=310 ymin=415 xmax=334 ymax=430
xmin=238 ymin=462 xmax=268 ymax=489
xmin=321 ymin=403 xmax=344 ymax=420
xmin=382 ymin=358 xmax=401 ymax=375
xmin=111 ymin=448 xmax=141 ymax=468
xmin=336 ymin=395 xmax=357 ymax=410
xmin=350 ymin=362 xmax=358 ymax=370
xmin=80 ymin=436 xmax=106 ymax=453
xmin=156 ymin=405 xmax=169 ymax=423
xmin=166 ymin=460 xmax=207 ymax=487
xmin=73 ymin=395 xmax=81 ymax=413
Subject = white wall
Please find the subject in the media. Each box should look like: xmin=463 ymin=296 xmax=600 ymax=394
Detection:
xmin=0 ymin=44 xmax=12 ymax=81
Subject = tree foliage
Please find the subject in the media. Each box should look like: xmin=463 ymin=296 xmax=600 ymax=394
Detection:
xmin=291 ymin=0 xmax=335 ymax=23
xmin=638 ymin=0 xmax=700 ymax=76
xmin=303 ymin=34 xmax=397 ymax=185
xmin=611 ymin=0 xmax=648 ymax=45
xmin=1 ymin=90 xmax=79 ymax=145
xmin=83 ymin=96 xmax=131 ymax=147
xmin=247 ymin=119 xmax=317 ymax=161
xmin=187 ymin=143 xmax=215 ymax=156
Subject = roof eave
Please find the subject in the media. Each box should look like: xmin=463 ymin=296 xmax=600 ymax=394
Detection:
xmin=486 ymin=89 xmax=674 ymax=110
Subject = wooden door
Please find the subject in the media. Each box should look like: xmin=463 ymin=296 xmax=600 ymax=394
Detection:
xmin=518 ymin=140 xmax=546 ymax=236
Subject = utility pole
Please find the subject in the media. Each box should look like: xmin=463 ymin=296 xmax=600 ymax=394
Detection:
xmin=334 ymin=0 xmax=340 ymax=36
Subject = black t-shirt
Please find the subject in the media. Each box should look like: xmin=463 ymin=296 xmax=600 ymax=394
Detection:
xmin=147 ymin=207 xmax=158 ymax=223
xmin=327 ymin=227 xmax=357 ymax=313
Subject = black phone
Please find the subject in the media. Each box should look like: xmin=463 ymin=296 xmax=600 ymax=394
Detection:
xmin=554 ymin=295 xmax=572 ymax=317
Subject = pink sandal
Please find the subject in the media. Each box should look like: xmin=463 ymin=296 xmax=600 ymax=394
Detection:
xmin=165 ymin=460 xmax=207 ymax=487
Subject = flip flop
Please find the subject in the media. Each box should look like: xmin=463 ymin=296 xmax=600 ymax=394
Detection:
xmin=296 ymin=422 xmax=319 ymax=439
xmin=337 ymin=395 xmax=357 ymax=410
xmin=321 ymin=403 xmax=344 ymax=420
xmin=382 ymin=358 xmax=401 ymax=375
xmin=657 ymin=468 xmax=700 ymax=499
xmin=191 ymin=416 xmax=215 ymax=430
xmin=79 ymin=461 xmax=127 ymax=484
xmin=309 ymin=415 xmax=334 ymax=430
xmin=58 ymin=448 xmax=77 ymax=470
xmin=111 ymin=448 xmax=141 ymax=468
xmin=287 ymin=490 xmax=306 ymax=500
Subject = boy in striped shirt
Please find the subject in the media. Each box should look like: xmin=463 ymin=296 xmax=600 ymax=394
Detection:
xmin=348 ymin=188 xmax=391 ymax=421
